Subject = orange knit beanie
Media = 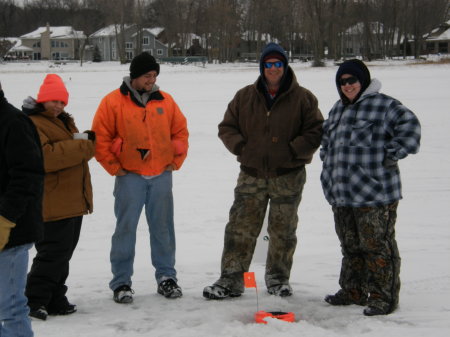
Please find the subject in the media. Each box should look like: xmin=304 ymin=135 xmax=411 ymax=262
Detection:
xmin=36 ymin=74 xmax=69 ymax=106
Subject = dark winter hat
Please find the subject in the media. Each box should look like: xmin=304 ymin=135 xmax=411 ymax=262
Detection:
xmin=335 ymin=59 xmax=371 ymax=93
xmin=130 ymin=52 xmax=160 ymax=79
xmin=259 ymin=43 xmax=288 ymax=76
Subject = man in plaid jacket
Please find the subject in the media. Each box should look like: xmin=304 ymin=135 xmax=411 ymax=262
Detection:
xmin=320 ymin=59 xmax=421 ymax=316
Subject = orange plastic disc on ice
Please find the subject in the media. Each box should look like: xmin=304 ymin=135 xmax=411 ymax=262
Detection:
xmin=254 ymin=310 xmax=295 ymax=324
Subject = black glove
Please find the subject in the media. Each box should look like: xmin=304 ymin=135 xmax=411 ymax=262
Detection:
xmin=383 ymin=157 xmax=398 ymax=169
xmin=83 ymin=130 xmax=96 ymax=141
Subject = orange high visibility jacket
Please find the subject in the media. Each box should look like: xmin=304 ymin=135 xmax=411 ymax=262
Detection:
xmin=92 ymin=82 xmax=189 ymax=176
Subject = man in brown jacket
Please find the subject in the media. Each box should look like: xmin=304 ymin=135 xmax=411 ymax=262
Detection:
xmin=203 ymin=43 xmax=323 ymax=299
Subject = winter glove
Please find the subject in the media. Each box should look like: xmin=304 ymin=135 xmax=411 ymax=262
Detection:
xmin=0 ymin=215 xmax=16 ymax=251
xmin=83 ymin=130 xmax=96 ymax=142
xmin=383 ymin=157 xmax=398 ymax=169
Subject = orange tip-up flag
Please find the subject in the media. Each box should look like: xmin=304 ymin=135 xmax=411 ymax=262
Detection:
xmin=244 ymin=272 xmax=257 ymax=288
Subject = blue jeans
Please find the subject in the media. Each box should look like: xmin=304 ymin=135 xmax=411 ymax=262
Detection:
xmin=0 ymin=244 xmax=33 ymax=337
xmin=110 ymin=171 xmax=177 ymax=291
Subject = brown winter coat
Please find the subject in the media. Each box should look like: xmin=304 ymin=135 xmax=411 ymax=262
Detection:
xmin=29 ymin=111 xmax=94 ymax=222
xmin=218 ymin=67 xmax=324 ymax=177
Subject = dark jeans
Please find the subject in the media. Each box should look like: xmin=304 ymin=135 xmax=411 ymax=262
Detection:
xmin=26 ymin=216 xmax=82 ymax=311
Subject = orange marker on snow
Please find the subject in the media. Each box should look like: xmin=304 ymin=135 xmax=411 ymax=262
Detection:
xmin=255 ymin=311 xmax=295 ymax=324
xmin=244 ymin=272 xmax=296 ymax=324
xmin=244 ymin=272 xmax=256 ymax=288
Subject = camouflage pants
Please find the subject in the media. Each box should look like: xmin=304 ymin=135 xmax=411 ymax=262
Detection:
xmin=332 ymin=202 xmax=401 ymax=312
xmin=215 ymin=168 xmax=306 ymax=293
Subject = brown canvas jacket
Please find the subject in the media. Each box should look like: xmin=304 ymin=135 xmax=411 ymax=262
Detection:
xmin=29 ymin=112 xmax=94 ymax=221
xmin=218 ymin=67 xmax=324 ymax=177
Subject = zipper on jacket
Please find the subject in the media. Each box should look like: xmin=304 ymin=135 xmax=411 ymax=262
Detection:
xmin=143 ymin=108 xmax=147 ymax=122
xmin=264 ymin=110 xmax=271 ymax=178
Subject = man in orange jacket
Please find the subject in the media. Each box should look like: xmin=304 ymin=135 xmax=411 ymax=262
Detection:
xmin=92 ymin=52 xmax=189 ymax=303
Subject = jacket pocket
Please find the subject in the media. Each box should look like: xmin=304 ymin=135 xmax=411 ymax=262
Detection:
xmin=350 ymin=120 xmax=373 ymax=147
xmin=348 ymin=165 xmax=383 ymax=203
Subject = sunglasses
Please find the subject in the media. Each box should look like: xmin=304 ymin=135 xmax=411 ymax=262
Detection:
xmin=339 ymin=76 xmax=359 ymax=86
xmin=264 ymin=61 xmax=283 ymax=69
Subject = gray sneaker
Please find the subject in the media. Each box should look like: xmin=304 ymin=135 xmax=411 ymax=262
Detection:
xmin=158 ymin=279 xmax=183 ymax=299
xmin=113 ymin=285 xmax=134 ymax=304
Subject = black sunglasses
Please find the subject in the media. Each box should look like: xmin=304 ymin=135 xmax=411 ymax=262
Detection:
xmin=339 ymin=76 xmax=359 ymax=86
xmin=264 ymin=61 xmax=283 ymax=69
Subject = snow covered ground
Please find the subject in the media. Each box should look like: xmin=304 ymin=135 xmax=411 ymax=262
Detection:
xmin=1 ymin=59 xmax=449 ymax=337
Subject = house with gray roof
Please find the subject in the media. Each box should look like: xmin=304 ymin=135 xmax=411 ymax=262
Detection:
xmin=89 ymin=24 xmax=168 ymax=62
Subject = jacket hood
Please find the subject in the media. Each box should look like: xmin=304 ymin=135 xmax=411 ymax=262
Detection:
xmin=259 ymin=42 xmax=289 ymax=77
xmin=355 ymin=78 xmax=382 ymax=103
xmin=256 ymin=66 xmax=295 ymax=109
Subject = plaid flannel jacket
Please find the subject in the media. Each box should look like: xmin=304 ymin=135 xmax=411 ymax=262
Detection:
xmin=320 ymin=79 xmax=421 ymax=207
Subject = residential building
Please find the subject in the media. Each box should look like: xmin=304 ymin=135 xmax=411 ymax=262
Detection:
xmin=20 ymin=24 xmax=85 ymax=60
xmin=2 ymin=38 xmax=33 ymax=60
xmin=423 ymin=20 xmax=450 ymax=54
xmin=89 ymin=24 xmax=168 ymax=62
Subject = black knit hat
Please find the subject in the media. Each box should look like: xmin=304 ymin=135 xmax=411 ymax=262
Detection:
xmin=130 ymin=52 xmax=160 ymax=79
xmin=336 ymin=59 xmax=371 ymax=92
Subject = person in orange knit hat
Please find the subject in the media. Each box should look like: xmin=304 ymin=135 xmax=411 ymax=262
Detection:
xmin=36 ymin=73 xmax=69 ymax=106
xmin=22 ymin=74 xmax=95 ymax=321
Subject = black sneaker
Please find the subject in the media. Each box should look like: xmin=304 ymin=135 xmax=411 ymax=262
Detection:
xmin=267 ymin=284 xmax=293 ymax=297
xmin=157 ymin=279 xmax=182 ymax=299
xmin=363 ymin=306 xmax=389 ymax=316
xmin=113 ymin=285 xmax=134 ymax=304
xmin=29 ymin=306 xmax=48 ymax=321
xmin=48 ymin=303 xmax=77 ymax=316
xmin=203 ymin=284 xmax=241 ymax=300
xmin=324 ymin=289 xmax=367 ymax=306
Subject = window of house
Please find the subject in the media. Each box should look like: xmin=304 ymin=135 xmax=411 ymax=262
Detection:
xmin=126 ymin=42 xmax=133 ymax=49
xmin=426 ymin=42 xmax=435 ymax=53
xmin=157 ymin=49 xmax=163 ymax=56
xmin=438 ymin=42 xmax=448 ymax=53
xmin=126 ymin=51 xmax=134 ymax=60
xmin=143 ymin=37 xmax=149 ymax=45
xmin=33 ymin=42 xmax=41 ymax=48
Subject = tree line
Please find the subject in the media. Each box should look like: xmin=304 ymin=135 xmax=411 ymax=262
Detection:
xmin=1 ymin=0 xmax=449 ymax=64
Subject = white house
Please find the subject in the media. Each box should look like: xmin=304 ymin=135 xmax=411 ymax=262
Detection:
xmin=423 ymin=20 xmax=450 ymax=54
xmin=20 ymin=24 xmax=85 ymax=60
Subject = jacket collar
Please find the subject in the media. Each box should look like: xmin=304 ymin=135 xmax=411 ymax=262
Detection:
xmin=256 ymin=66 xmax=296 ymax=109
xmin=120 ymin=76 xmax=164 ymax=107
